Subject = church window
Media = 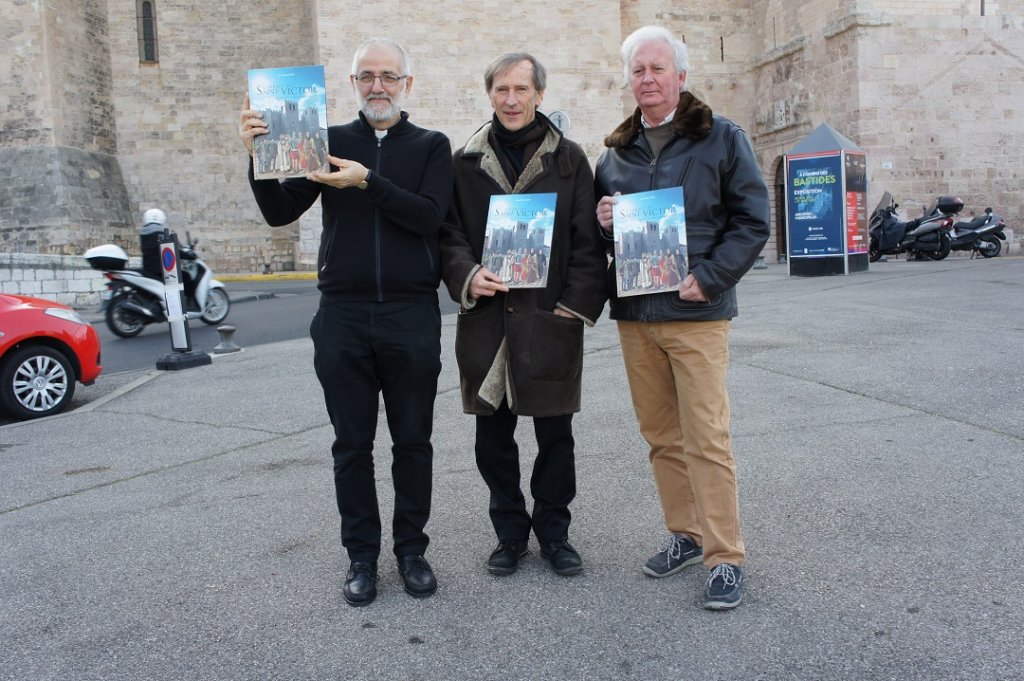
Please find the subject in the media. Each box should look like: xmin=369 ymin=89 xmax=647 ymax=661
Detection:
xmin=137 ymin=1 xmax=159 ymax=63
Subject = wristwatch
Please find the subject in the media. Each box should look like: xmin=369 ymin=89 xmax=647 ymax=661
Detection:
xmin=356 ymin=171 xmax=370 ymax=190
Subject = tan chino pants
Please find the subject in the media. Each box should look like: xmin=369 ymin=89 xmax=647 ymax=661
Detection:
xmin=617 ymin=318 xmax=745 ymax=568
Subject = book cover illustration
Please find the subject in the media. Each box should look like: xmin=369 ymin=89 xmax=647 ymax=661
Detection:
xmin=247 ymin=65 xmax=329 ymax=180
xmin=482 ymin=193 xmax=557 ymax=289
xmin=611 ymin=186 xmax=688 ymax=298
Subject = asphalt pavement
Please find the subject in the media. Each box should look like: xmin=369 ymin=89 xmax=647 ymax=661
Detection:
xmin=1 ymin=257 xmax=1022 ymax=681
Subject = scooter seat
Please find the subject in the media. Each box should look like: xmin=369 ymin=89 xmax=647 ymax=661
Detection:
xmin=953 ymin=216 xmax=986 ymax=230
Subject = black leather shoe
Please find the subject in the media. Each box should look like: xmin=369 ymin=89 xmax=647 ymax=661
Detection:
xmin=540 ymin=540 xmax=583 ymax=576
xmin=487 ymin=539 xmax=528 ymax=575
xmin=397 ymin=555 xmax=437 ymax=598
xmin=343 ymin=561 xmax=378 ymax=607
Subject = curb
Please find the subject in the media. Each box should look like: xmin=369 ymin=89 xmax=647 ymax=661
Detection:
xmin=216 ymin=272 xmax=317 ymax=283
xmin=75 ymin=290 xmax=274 ymax=323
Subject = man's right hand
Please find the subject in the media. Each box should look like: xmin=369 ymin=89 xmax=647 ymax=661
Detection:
xmin=239 ymin=94 xmax=268 ymax=157
xmin=469 ymin=267 xmax=509 ymax=300
xmin=596 ymin=192 xmax=621 ymax=234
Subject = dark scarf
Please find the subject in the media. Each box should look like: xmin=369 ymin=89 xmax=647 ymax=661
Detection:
xmin=489 ymin=114 xmax=547 ymax=186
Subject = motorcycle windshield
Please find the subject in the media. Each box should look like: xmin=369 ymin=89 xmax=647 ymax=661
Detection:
xmin=873 ymin=191 xmax=895 ymax=216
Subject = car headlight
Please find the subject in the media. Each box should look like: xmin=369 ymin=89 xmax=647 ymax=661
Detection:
xmin=44 ymin=308 xmax=88 ymax=325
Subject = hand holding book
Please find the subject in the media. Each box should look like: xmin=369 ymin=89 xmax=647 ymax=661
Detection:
xmin=596 ymin=192 xmax=620 ymax=234
xmin=469 ymin=267 xmax=510 ymax=300
xmin=307 ymin=155 xmax=370 ymax=190
xmin=239 ymin=93 xmax=269 ymax=158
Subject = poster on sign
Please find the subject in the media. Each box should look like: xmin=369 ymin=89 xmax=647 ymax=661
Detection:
xmin=786 ymin=151 xmax=845 ymax=259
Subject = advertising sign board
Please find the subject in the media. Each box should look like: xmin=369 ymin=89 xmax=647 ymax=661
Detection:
xmin=786 ymin=151 xmax=845 ymax=259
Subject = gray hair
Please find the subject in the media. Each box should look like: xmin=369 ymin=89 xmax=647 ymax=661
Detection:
xmin=620 ymin=26 xmax=690 ymax=90
xmin=351 ymin=37 xmax=411 ymax=76
xmin=484 ymin=52 xmax=547 ymax=92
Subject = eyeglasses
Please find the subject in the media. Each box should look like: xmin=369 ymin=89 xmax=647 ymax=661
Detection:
xmin=354 ymin=72 xmax=407 ymax=86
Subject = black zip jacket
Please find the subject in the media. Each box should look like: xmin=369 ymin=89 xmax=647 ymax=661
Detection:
xmin=248 ymin=112 xmax=453 ymax=302
xmin=595 ymin=93 xmax=770 ymax=321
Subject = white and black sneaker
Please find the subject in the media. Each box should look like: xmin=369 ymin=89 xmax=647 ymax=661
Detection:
xmin=704 ymin=563 xmax=743 ymax=610
xmin=642 ymin=533 xmax=703 ymax=577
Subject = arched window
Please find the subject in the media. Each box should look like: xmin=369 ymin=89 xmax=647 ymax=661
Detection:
xmin=137 ymin=1 xmax=158 ymax=63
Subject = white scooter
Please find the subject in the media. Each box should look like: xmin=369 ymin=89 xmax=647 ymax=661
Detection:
xmin=84 ymin=233 xmax=230 ymax=338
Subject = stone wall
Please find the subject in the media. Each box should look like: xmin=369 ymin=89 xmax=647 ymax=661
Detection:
xmin=0 ymin=0 xmax=135 ymax=256
xmin=1 ymin=0 xmax=1022 ymax=273
xmin=747 ymin=2 xmax=1024 ymax=258
xmin=105 ymin=0 xmax=320 ymax=274
xmin=0 ymin=146 xmax=135 ymax=256
xmin=856 ymin=10 xmax=1024 ymax=221
xmin=1 ymin=0 xmax=55 ymax=147
xmin=0 ymin=254 xmax=111 ymax=308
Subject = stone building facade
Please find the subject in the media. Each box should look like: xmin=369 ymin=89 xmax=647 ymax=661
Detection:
xmin=1 ymin=0 xmax=1021 ymax=273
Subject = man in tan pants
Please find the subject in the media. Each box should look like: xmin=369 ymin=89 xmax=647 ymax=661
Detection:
xmin=595 ymin=25 xmax=770 ymax=609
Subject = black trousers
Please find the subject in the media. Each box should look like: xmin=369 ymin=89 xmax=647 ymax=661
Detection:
xmin=474 ymin=402 xmax=576 ymax=544
xmin=311 ymin=300 xmax=441 ymax=563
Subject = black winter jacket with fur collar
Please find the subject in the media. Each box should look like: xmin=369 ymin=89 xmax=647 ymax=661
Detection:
xmin=595 ymin=93 xmax=770 ymax=321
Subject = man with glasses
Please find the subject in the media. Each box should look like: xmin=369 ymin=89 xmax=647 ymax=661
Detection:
xmin=440 ymin=53 xmax=606 ymax=578
xmin=239 ymin=38 xmax=452 ymax=607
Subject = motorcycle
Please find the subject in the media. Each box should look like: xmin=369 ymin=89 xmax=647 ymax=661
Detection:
xmin=949 ymin=207 xmax=1006 ymax=258
xmin=868 ymin=192 xmax=963 ymax=263
xmin=84 ymin=232 xmax=230 ymax=337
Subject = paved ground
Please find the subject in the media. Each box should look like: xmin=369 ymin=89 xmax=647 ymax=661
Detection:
xmin=1 ymin=257 xmax=1022 ymax=681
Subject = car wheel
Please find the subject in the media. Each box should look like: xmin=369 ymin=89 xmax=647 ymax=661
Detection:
xmin=0 ymin=345 xmax=76 ymax=419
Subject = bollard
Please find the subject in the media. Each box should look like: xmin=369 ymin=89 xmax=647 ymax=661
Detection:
xmin=753 ymin=255 xmax=767 ymax=270
xmin=212 ymin=324 xmax=241 ymax=354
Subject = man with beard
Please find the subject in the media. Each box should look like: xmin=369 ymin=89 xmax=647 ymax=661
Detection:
xmin=239 ymin=38 xmax=453 ymax=608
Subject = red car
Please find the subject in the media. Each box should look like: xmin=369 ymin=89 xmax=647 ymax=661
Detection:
xmin=0 ymin=294 xmax=102 ymax=420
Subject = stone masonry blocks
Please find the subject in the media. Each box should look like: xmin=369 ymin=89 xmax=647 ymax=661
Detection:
xmin=1 ymin=0 xmax=1021 ymax=274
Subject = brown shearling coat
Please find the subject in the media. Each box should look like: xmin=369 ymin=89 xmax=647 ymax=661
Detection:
xmin=440 ymin=118 xmax=607 ymax=417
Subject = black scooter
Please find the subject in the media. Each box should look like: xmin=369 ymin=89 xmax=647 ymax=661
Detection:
xmin=949 ymin=207 xmax=1006 ymax=258
xmin=869 ymin=192 xmax=963 ymax=263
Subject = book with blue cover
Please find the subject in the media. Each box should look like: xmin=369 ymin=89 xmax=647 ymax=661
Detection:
xmin=481 ymin=193 xmax=557 ymax=289
xmin=247 ymin=65 xmax=329 ymax=180
xmin=611 ymin=186 xmax=688 ymax=297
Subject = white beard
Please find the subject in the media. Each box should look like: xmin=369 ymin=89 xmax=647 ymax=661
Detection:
xmin=358 ymin=88 xmax=405 ymax=123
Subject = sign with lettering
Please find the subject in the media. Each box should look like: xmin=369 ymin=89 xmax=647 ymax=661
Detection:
xmin=786 ymin=151 xmax=844 ymax=259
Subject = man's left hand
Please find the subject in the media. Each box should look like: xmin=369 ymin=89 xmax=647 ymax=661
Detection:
xmin=553 ymin=307 xmax=574 ymax=319
xmin=678 ymin=273 xmax=707 ymax=302
xmin=308 ymin=154 xmax=369 ymax=189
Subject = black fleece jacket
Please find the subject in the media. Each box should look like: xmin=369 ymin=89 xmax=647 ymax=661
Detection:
xmin=248 ymin=112 xmax=453 ymax=303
